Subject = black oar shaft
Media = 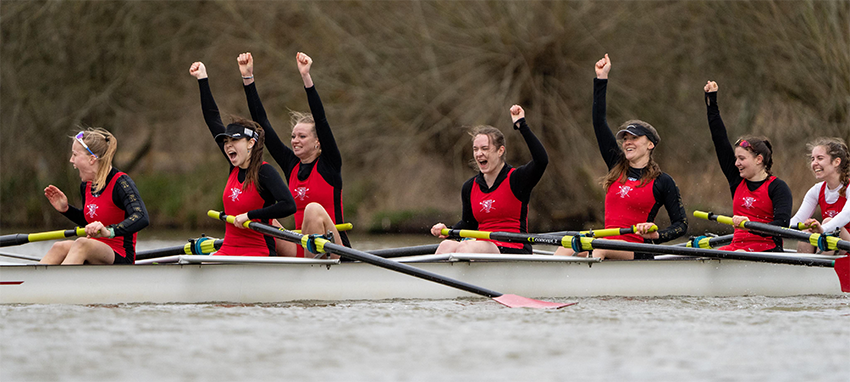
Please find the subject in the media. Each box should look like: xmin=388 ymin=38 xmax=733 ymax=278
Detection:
xmin=0 ymin=228 xmax=84 ymax=247
xmin=698 ymin=211 xmax=850 ymax=252
xmin=367 ymin=244 xmax=440 ymax=258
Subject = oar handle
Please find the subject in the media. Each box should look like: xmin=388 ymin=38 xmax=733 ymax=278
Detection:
xmin=586 ymin=225 xmax=658 ymax=237
xmin=293 ymin=223 xmax=353 ymax=233
xmin=207 ymin=210 xmax=353 ymax=233
xmin=0 ymin=227 xmax=86 ymax=247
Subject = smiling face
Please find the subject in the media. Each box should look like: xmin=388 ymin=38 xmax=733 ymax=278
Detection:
xmin=734 ymin=146 xmax=765 ymax=180
xmin=472 ymin=134 xmax=505 ymax=176
xmin=621 ymin=134 xmax=654 ymax=165
xmin=70 ymin=141 xmax=98 ymax=182
xmin=291 ymin=123 xmax=320 ymax=163
xmin=222 ymin=136 xmax=255 ymax=169
xmin=810 ymin=145 xmax=840 ymax=181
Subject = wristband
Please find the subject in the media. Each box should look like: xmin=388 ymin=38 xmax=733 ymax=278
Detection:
xmin=107 ymin=227 xmax=116 ymax=239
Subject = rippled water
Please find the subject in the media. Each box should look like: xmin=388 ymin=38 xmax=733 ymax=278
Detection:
xmin=1 ymin=235 xmax=849 ymax=381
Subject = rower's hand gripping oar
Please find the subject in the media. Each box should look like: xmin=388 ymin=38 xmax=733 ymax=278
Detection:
xmin=694 ymin=211 xmax=850 ymax=252
xmin=208 ymin=211 xmax=574 ymax=309
xmin=0 ymin=227 xmax=86 ymax=247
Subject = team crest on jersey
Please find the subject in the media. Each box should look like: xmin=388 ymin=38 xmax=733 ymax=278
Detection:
xmin=229 ymin=187 xmax=242 ymax=201
xmin=86 ymin=204 xmax=98 ymax=219
xmin=480 ymin=199 xmax=496 ymax=213
xmin=294 ymin=186 xmax=310 ymax=201
xmin=826 ymin=210 xmax=838 ymax=218
xmin=742 ymin=197 xmax=757 ymax=209
xmin=617 ymin=185 xmax=632 ymax=199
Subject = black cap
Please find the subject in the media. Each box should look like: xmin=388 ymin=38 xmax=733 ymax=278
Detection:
xmin=215 ymin=124 xmax=258 ymax=142
xmin=616 ymin=124 xmax=659 ymax=145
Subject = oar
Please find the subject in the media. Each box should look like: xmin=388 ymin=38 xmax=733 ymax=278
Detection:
xmin=208 ymin=211 xmax=573 ymax=309
xmin=135 ymin=237 xmax=223 ymax=261
xmin=442 ymin=228 xmax=849 ymax=292
xmin=443 ymin=225 xmax=658 ymax=246
xmin=367 ymin=244 xmax=440 ymax=258
xmin=0 ymin=227 xmax=86 ymax=247
xmin=293 ymin=223 xmax=353 ymax=234
xmin=694 ymin=211 xmax=850 ymax=252
xmin=677 ymin=234 xmax=735 ymax=248
xmin=542 ymin=225 xmax=657 ymax=238
xmin=0 ymin=251 xmax=41 ymax=262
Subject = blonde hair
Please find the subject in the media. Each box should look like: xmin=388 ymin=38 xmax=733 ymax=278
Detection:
xmin=74 ymin=127 xmax=117 ymax=194
xmin=289 ymin=111 xmax=315 ymax=134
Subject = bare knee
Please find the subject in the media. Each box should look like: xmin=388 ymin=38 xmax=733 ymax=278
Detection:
xmin=435 ymin=240 xmax=461 ymax=254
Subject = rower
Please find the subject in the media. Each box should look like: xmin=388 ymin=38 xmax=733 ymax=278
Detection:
xmin=555 ymin=54 xmax=688 ymax=259
xmin=703 ymin=80 xmax=793 ymax=252
xmin=189 ymin=61 xmax=297 ymax=256
xmin=789 ymin=137 xmax=850 ymax=255
xmin=238 ymin=52 xmax=348 ymax=259
xmin=40 ymin=128 xmax=149 ymax=264
xmin=430 ymin=104 xmax=548 ymax=254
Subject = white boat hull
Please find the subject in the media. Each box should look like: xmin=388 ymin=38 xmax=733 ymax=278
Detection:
xmin=0 ymin=255 xmax=844 ymax=304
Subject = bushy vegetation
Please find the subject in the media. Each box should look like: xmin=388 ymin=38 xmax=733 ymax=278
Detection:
xmin=2 ymin=1 xmax=848 ymax=234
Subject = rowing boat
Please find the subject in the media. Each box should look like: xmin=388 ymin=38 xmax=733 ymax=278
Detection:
xmin=0 ymin=252 xmax=844 ymax=304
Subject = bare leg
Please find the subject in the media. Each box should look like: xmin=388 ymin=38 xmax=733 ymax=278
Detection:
xmin=554 ymin=247 xmax=592 ymax=257
xmin=300 ymin=202 xmax=341 ymax=259
xmin=271 ymin=220 xmax=299 ymax=257
xmin=40 ymin=240 xmax=74 ymax=264
xmin=591 ymin=248 xmax=635 ymax=260
xmin=62 ymin=238 xmax=115 ymax=265
xmin=435 ymin=239 xmax=500 ymax=254
xmin=796 ymin=241 xmax=816 ymax=254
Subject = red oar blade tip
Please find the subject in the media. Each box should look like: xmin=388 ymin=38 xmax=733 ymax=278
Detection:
xmin=834 ymin=256 xmax=850 ymax=293
xmin=493 ymin=294 xmax=577 ymax=309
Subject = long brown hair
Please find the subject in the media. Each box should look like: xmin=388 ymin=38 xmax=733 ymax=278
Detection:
xmin=807 ymin=137 xmax=850 ymax=195
xmin=230 ymin=117 xmax=265 ymax=192
xmin=601 ymin=120 xmax=661 ymax=189
xmin=735 ymin=135 xmax=774 ymax=175
xmin=74 ymin=127 xmax=117 ymax=194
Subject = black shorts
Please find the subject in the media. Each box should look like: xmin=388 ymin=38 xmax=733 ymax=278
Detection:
xmin=632 ymin=252 xmax=655 ymax=260
xmin=498 ymin=246 xmax=532 ymax=255
xmin=113 ymin=252 xmax=134 ymax=265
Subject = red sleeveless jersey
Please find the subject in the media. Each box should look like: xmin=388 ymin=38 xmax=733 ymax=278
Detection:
xmin=217 ymin=165 xmax=273 ymax=256
xmin=818 ymin=182 xmax=850 ymax=230
xmin=84 ymin=171 xmax=135 ymax=260
xmin=604 ymin=176 xmax=656 ymax=243
xmin=721 ymin=176 xmax=778 ymax=252
xmin=289 ymin=158 xmax=343 ymax=257
xmin=470 ymin=168 xmax=524 ymax=249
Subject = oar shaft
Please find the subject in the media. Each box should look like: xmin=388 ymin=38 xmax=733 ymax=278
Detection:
xmin=135 ymin=238 xmax=223 ymax=261
xmin=695 ymin=211 xmax=850 ymax=251
xmin=210 ymin=211 xmax=504 ymax=298
xmin=0 ymin=227 xmax=85 ymax=247
xmin=293 ymin=223 xmax=353 ymax=234
xmin=444 ymin=229 xmax=566 ymax=246
xmin=368 ymin=244 xmax=440 ymax=258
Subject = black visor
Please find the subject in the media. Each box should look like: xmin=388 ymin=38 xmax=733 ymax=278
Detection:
xmin=215 ymin=124 xmax=258 ymax=142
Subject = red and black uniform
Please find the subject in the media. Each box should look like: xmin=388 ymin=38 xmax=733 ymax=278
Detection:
xmin=62 ymin=167 xmax=149 ymax=264
xmin=817 ymin=184 xmax=850 ymax=231
xmin=705 ymin=91 xmax=792 ymax=252
xmin=198 ymin=78 xmax=296 ymax=256
xmin=244 ymin=82 xmax=349 ymax=256
xmin=452 ymin=118 xmax=548 ymax=254
xmin=593 ymin=78 xmax=688 ymax=257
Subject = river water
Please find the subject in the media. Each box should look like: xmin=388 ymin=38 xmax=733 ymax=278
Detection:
xmin=1 ymin=235 xmax=849 ymax=381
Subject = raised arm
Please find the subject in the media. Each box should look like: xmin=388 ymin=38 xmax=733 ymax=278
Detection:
xmin=508 ymin=105 xmax=548 ymax=199
xmin=237 ymin=52 xmax=295 ymax=173
xmin=592 ymin=54 xmax=623 ymax=170
xmin=704 ymin=81 xmax=741 ymax=192
xmin=297 ymin=52 xmax=341 ymax=169
xmin=189 ymin=62 xmax=228 ymax=160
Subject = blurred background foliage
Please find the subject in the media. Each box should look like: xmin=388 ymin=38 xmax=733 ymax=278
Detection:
xmin=1 ymin=0 xmax=848 ymax=235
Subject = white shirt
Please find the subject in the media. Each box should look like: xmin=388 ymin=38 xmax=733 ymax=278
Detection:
xmin=790 ymin=181 xmax=850 ymax=233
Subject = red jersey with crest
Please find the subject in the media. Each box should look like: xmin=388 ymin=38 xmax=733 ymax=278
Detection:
xmin=604 ymin=176 xmax=656 ymax=243
xmin=84 ymin=171 xmax=136 ymax=259
xmin=470 ymin=168 xmax=524 ymax=249
xmin=288 ymin=158 xmax=343 ymax=257
xmin=818 ymin=182 xmax=850 ymax=230
xmin=217 ymin=166 xmax=274 ymax=256
xmin=721 ymin=176 xmax=778 ymax=252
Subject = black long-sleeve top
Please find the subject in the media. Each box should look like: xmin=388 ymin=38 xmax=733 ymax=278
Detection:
xmin=593 ymin=78 xmax=688 ymax=243
xmin=62 ymin=167 xmax=149 ymax=237
xmin=197 ymin=78 xmax=296 ymax=221
xmin=453 ymin=118 xmax=549 ymax=236
xmin=704 ymin=91 xmax=792 ymax=229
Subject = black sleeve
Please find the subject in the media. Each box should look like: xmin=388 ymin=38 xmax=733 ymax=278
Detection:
xmin=243 ymin=82 xmax=298 ymax=178
xmin=593 ymin=78 xmax=624 ymax=171
xmin=651 ymin=173 xmax=688 ymax=243
xmin=768 ymin=179 xmax=793 ymax=228
xmin=197 ymin=79 xmax=229 ymax=162
xmin=109 ymin=174 xmax=150 ymax=237
xmin=60 ymin=182 xmax=88 ymax=226
xmin=247 ymin=164 xmax=297 ymax=221
xmin=452 ymin=178 xmax=478 ymax=230
xmin=705 ymin=91 xmax=741 ymax=195
xmin=306 ymin=86 xmax=342 ymax=170
xmin=509 ymin=118 xmax=548 ymax=201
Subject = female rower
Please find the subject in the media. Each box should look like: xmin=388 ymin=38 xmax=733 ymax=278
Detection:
xmin=237 ymin=52 xmax=348 ymax=258
xmin=704 ymin=80 xmax=793 ymax=252
xmin=555 ymin=54 xmax=687 ymax=259
xmin=789 ymin=137 xmax=850 ymax=254
xmin=41 ymin=128 xmax=149 ymax=264
xmin=189 ymin=61 xmax=296 ymax=256
xmin=429 ymin=104 xmax=548 ymax=254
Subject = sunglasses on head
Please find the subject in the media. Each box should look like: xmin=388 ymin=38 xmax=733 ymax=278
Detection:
xmin=75 ymin=131 xmax=98 ymax=159
xmin=735 ymin=139 xmax=751 ymax=149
